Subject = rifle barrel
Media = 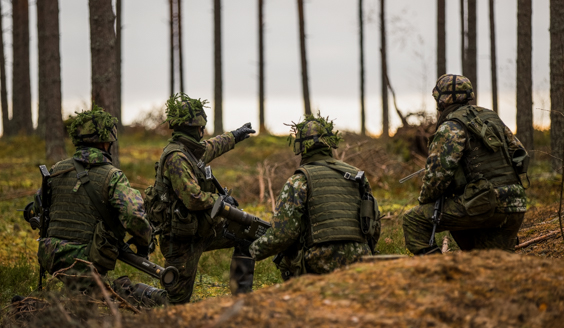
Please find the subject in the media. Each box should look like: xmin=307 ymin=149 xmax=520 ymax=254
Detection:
xmin=399 ymin=168 xmax=425 ymax=184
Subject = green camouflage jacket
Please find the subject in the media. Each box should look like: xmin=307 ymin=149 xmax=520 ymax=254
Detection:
xmin=38 ymin=147 xmax=152 ymax=271
xmin=163 ymin=131 xmax=235 ymax=212
xmin=249 ymin=160 xmax=375 ymax=274
xmin=419 ymin=117 xmax=527 ymax=213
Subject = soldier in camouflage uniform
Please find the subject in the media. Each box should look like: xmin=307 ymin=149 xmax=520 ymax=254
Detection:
xmin=248 ymin=114 xmax=381 ymax=280
xmin=402 ymin=74 xmax=529 ymax=255
xmin=35 ymin=106 xmax=167 ymax=305
xmin=149 ymin=93 xmax=255 ymax=304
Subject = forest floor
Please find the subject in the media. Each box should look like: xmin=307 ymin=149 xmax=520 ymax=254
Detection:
xmin=1 ymin=127 xmax=563 ymax=327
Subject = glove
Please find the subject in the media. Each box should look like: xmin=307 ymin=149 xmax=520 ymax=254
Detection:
xmin=136 ymin=245 xmax=150 ymax=259
xmin=231 ymin=123 xmax=256 ymax=143
xmin=224 ymin=195 xmax=239 ymax=208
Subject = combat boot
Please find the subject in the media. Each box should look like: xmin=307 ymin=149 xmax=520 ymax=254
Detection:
xmin=230 ymin=245 xmax=255 ymax=294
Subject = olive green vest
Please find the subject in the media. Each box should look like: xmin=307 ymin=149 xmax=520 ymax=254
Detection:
xmin=48 ymin=158 xmax=120 ymax=244
xmin=446 ymin=105 xmax=520 ymax=189
xmin=297 ymin=159 xmax=365 ymax=247
xmin=155 ymin=140 xmax=216 ymax=225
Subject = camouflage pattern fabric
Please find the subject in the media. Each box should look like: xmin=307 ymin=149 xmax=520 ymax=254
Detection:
xmin=159 ymin=131 xmax=239 ymax=304
xmin=37 ymin=147 xmax=152 ymax=279
xmin=67 ymin=105 xmax=118 ymax=145
xmin=432 ymin=74 xmax=475 ymax=110
xmin=418 ymin=120 xmax=527 ymax=213
xmin=403 ymin=198 xmax=525 ymax=254
xmin=249 ymin=172 xmax=373 ymax=276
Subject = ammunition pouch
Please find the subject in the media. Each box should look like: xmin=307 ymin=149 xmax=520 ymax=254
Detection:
xmin=88 ymin=221 xmax=120 ymax=272
xmin=144 ymin=184 xmax=169 ymax=226
xmin=461 ymin=178 xmax=497 ymax=217
xmin=360 ymin=196 xmax=378 ymax=237
xmin=170 ymin=200 xmax=198 ymax=238
xmin=512 ymin=149 xmax=530 ymax=189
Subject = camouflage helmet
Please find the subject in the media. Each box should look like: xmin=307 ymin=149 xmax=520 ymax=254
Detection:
xmin=67 ymin=104 xmax=118 ymax=145
xmin=287 ymin=113 xmax=344 ymax=155
xmin=432 ymin=74 xmax=475 ymax=110
xmin=163 ymin=93 xmax=208 ymax=128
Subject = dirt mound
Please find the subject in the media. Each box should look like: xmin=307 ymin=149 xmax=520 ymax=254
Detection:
xmin=122 ymin=250 xmax=564 ymax=328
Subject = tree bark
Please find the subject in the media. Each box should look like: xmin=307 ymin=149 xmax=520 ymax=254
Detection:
xmin=489 ymin=0 xmax=498 ymax=113
xmin=12 ymin=0 xmax=33 ymax=135
xmin=437 ymin=0 xmax=446 ymax=79
xmin=258 ymin=0 xmax=268 ymax=134
xmin=466 ymin=0 xmax=477 ymax=105
xmin=0 ymin=0 xmax=9 ymax=137
xmin=38 ymin=0 xmax=66 ymax=162
xmin=89 ymin=0 xmax=120 ymax=167
xmin=460 ymin=0 xmax=465 ymax=73
xmin=359 ymin=0 xmax=366 ymax=136
xmin=169 ymin=0 xmax=174 ymax=96
xmin=297 ymin=0 xmax=311 ymax=116
xmin=550 ymin=0 xmax=564 ymax=172
xmin=516 ymin=0 xmax=533 ymax=153
xmin=380 ymin=0 xmax=389 ymax=138
xmin=214 ymin=0 xmax=223 ymax=134
xmin=116 ymin=0 xmax=122 ymax=132
xmin=178 ymin=0 xmax=184 ymax=93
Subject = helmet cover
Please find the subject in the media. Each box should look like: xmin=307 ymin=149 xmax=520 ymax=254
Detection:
xmin=432 ymin=74 xmax=475 ymax=110
xmin=163 ymin=93 xmax=208 ymax=128
xmin=67 ymin=104 xmax=118 ymax=145
xmin=287 ymin=113 xmax=344 ymax=155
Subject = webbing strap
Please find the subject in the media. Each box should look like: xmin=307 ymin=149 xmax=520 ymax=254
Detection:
xmin=72 ymin=159 xmax=126 ymax=243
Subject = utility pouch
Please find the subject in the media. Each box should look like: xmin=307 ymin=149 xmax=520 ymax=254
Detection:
xmin=170 ymin=200 xmax=198 ymax=238
xmin=88 ymin=221 xmax=119 ymax=271
xmin=512 ymin=149 xmax=531 ymax=189
xmin=289 ymin=248 xmax=308 ymax=278
xmin=465 ymin=111 xmax=503 ymax=152
xmin=144 ymin=185 xmax=169 ymax=226
xmin=360 ymin=197 xmax=378 ymax=236
xmin=461 ymin=178 xmax=497 ymax=216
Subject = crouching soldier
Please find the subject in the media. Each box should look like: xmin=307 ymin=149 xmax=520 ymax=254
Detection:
xmin=402 ymin=74 xmax=529 ymax=255
xmin=34 ymin=106 xmax=167 ymax=306
xmin=145 ymin=93 xmax=256 ymax=304
xmin=248 ymin=114 xmax=381 ymax=280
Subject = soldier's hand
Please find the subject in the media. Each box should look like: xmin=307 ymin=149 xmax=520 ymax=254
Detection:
xmin=231 ymin=123 xmax=256 ymax=143
xmin=224 ymin=195 xmax=239 ymax=208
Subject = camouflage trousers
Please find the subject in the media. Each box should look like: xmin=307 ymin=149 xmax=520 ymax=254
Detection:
xmin=159 ymin=232 xmax=255 ymax=304
xmin=402 ymin=197 xmax=525 ymax=255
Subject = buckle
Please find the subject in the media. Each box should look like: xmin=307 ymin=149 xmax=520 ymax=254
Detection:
xmin=343 ymin=172 xmax=352 ymax=180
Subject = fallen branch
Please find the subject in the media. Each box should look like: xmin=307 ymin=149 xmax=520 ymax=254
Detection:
xmin=515 ymin=230 xmax=561 ymax=250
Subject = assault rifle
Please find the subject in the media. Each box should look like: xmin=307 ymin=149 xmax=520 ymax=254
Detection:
xmin=204 ymin=165 xmax=271 ymax=246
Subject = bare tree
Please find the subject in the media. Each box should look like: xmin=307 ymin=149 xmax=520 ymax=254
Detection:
xmin=117 ymin=0 xmax=122 ymax=132
xmin=516 ymin=0 xmax=533 ymax=152
xmin=489 ymin=0 xmax=498 ymax=113
xmin=297 ymin=0 xmax=311 ymax=116
xmin=437 ymin=0 xmax=446 ymax=78
xmin=380 ymin=0 xmax=389 ymax=138
xmin=258 ymin=0 xmax=268 ymax=134
xmin=89 ymin=0 xmax=120 ymax=167
xmin=550 ymin=0 xmax=564 ymax=172
xmin=466 ymin=0 xmax=477 ymax=104
xmin=359 ymin=0 xmax=366 ymax=135
xmin=178 ymin=0 xmax=184 ymax=93
xmin=169 ymin=0 xmax=174 ymax=96
xmin=460 ymin=0 xmax=465 ymax=72
xmin=214 ymin=0 xmax=224 ymax=134
xmin=0 ymin=0 xmax=10 ymax=137
xmin=37 ymin=0 xmax=66 ymax=161
xmin=12 ymin=0 xmax=33 ymax=135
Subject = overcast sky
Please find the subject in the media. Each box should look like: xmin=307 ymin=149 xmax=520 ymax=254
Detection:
xmin=0 ymin=0 xmax=553 ymax=136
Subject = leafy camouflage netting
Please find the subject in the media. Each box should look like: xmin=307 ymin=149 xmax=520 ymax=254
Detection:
xmin=286 ymin=113 xmax=344 ymax=155
xmin=163 ymin=93 xmax=209 ymax=127
xmin=67 ymin=104 xmax=118 ymax=145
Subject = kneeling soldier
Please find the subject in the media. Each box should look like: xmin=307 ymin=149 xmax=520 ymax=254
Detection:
xmin=248 ymin=114 xmax=380 ymax=280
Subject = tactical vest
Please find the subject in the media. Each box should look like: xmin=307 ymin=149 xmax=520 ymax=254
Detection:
xmin=297 ymin=159 xmax=365 ymax=247
xmin=153 ymin=141 xmax=216 ymax=236
xmin=47 ymin=158 xmax=119 ymax=244
xmin=446 ymin=105 xmax=520 ymax=189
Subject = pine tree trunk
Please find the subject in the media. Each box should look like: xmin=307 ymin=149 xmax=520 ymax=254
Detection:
xmin=359 ymin=0 xmax=366 ymax=136
xmin=116 ymin=0 xmax=122 ymax=133
xmin=297 ymin=0 xmax=311 ymax=116
xmin=550 ymin=0 xmax=564 ymax=172
xmin=258 ymin=0 xmax=268 ymax=134
xmin=437 ymin=0 xmax=446 ymax=78
xmin=380 ymin=0 xmax=389 ymax=138
xmin=0 ymin=0 xmax=9 ymax=138
xmin=214 ymin=0 xmax=224 ymax=134
xmin=460 ymin=0 xmax=465 ymax=73
xmin=12 ymin=0 xmax=33 ymax=135
xmin=169 ymin=0 xmax=174 ymax=96
xmin=38 ymin=0 xmax=66 ymax=162
xmin=489 ymin=0 xmax=498 ymax=113
xmin=516 ymin=0 xmax=533 ymax=152
xmin=466 ymin=0 xmax=477 ymax=105
xmin=89 ymin=0 xmax=120 ymax=167
xmin=178 ymin=0 xmax=184 ymax=93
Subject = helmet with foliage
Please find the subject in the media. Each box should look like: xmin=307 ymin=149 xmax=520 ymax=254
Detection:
xmin=67 ymin=104 xmax=118 ymax=145
xmin=163 ymin=93 xmax=208 ymax=128
xmin=432 ymin=74 xmax=475 ymax=110
xmin=287 ymin=113 xmax=344 ymax=155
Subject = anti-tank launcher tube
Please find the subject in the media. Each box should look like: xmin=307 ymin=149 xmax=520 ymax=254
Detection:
xmin=118 ymin=246 xmax=179 ymax=289
xmin=211 ymin=196 xmax=271 ymax=244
